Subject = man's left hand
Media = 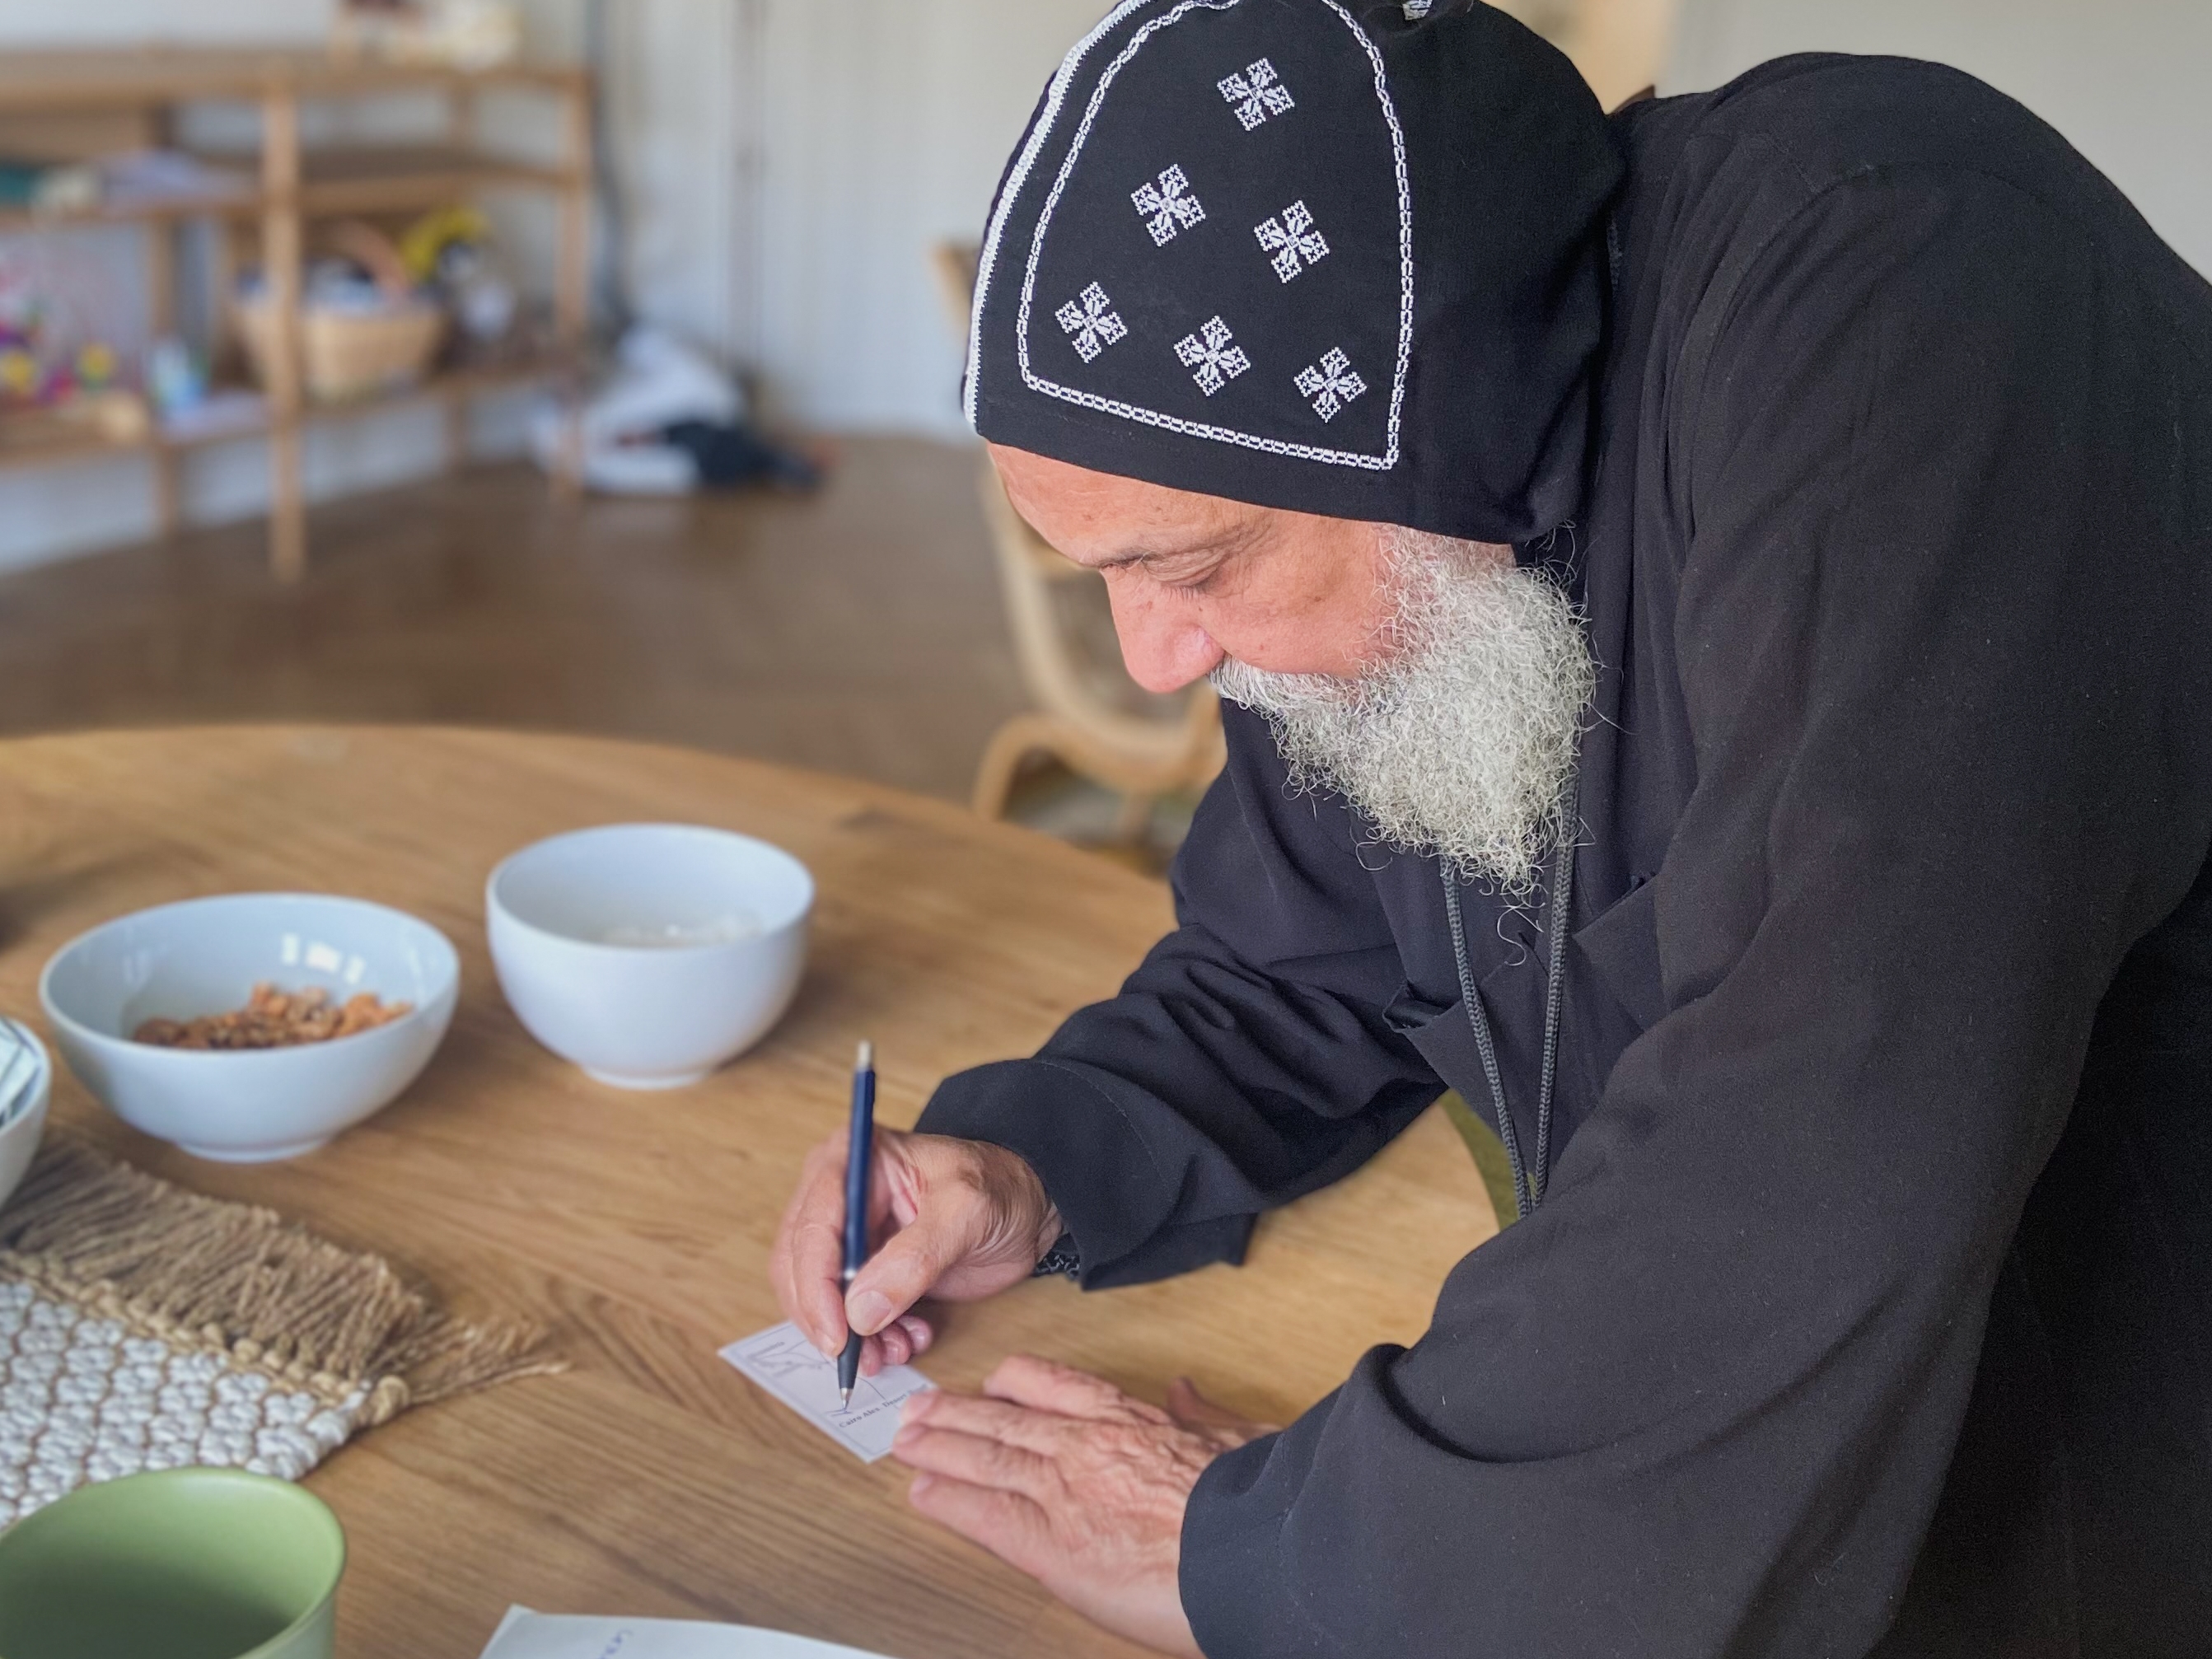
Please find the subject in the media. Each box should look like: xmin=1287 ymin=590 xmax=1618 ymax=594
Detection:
xmin=891 ymin=1355 xmax=1276 ymax=1657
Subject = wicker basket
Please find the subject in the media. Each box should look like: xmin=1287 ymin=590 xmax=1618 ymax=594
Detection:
xmin=235 ymin=296 xmax=446 ymax=403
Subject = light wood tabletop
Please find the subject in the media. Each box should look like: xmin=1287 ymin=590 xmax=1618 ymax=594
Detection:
xmin=0 ymin=727 xmax=1498 ymax=1659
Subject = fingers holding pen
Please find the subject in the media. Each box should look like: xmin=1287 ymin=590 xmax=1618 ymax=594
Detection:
xmin=860 ymin=1313 xmax=935 ymax=1376
xmin=845 ymin=1200 xmax=976 ymax=1344
xmin=772 ymin=1131 xmax=858 ymax=1356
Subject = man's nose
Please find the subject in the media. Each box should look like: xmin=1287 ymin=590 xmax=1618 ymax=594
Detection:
xmin=1105 ymin=580 xmax=1224 ymax=694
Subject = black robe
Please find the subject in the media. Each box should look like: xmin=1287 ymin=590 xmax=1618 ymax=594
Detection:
xmin=919 ymin=54 xmax=2212 ymax=1657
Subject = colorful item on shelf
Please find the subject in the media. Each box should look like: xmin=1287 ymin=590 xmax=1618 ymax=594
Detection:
xmin=0 ymin=257 xmax=138 ymax=418
xmin=0 ymin=160 xmax=48 ymax=210
xmin=145 ymin=336 xmax=206 ymax=418
xmin=0 ymin=259 xmax=44 ymax=403
xmin=402 ymin=205 xmax=519 ymax=346
xmin=72 ymin=342 xmax=115 ymax=390
xmin=0 ymin=343 xmax=36 ymax=401
xmin=397 ymin=204 xmax=491 ymax=283
xmin=0 ymin=160 xmax=97 ymax=217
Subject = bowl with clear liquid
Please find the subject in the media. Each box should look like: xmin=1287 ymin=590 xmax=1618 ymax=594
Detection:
xmin=487 ymin=823 xmax=813 ymax=1089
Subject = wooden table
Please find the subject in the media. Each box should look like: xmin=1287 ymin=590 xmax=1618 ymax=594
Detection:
xmin=0 ymin=727 xmax=1498 ymax=1658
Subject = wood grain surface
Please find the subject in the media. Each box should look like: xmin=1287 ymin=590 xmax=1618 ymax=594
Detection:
xmin=0 ymin=727 xmax=1496 ymax=1658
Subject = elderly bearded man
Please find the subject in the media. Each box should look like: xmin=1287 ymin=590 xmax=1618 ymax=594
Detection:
xmin=771 ymin=2 xmax=2212 ymax=1653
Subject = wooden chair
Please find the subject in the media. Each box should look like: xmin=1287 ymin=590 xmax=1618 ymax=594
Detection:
xmin=930 ymin=243 xmax=1225 ymax=836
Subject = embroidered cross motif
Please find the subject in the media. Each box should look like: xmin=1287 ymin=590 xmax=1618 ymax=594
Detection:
xmin=1131 ymin=165 xmax=1206 ymax=247
xmin=1295 ymin=348 xmax=1368 ymax=421
xmin=1254 ymin=201 xmax=1330 ymax=283
xmin=1402 ymin=1 xmax=1435 ymax=16
xmin=1174 ymin=316 xmax=1251 ymax=396
xmin=1218 ymin=58 xmax=1295 ymax=132
xmin=1055 ymin=283 xmax=1129 ymax=362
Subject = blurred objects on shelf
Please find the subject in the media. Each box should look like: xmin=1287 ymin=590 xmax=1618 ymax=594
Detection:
xmin=531 ymin=326 xmax=820 ymax=497
xmin=0 ymin=246 xmax=147 ymax=449
xmin=0 ymin=257 xmax=44 ymax=400
xmin=321 ymin=217 xmax=416 ymax=299
xmin=0 ymin=158 xmax=96 ymax=216
xmin=400 ymin=205 xmax=519 ymax=347
xmin=236 ymin=288 xmax=445 ymax=404
xmin=98 ymin=149 xmax=251 ymax=210
xmin=0 ymin=45 xmax=593 ymax=578
xmin=332 ymin=0 xmax=522 ymax=72
xmin=155 ymin=388 xmax=268 ymax=445
xmin=0 ymin=387 xmax=148 ymax=457
xmin=236 ymin=222 xmax=446 ymax=404
xmin=0 ymin=148 xmax=250 ymax=217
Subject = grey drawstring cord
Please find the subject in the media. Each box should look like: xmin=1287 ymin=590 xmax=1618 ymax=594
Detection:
xmin=1440 ymin=774 xmax=1579 ymax=1217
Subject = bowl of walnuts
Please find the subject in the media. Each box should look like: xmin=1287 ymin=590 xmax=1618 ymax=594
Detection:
xmin=39 ymin=893 xmax=459 ymax=1162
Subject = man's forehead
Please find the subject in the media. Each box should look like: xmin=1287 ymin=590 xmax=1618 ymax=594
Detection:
xmin=989 ymin=442 xmax=1254 ymax=542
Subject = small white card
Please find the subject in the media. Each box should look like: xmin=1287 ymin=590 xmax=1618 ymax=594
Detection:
xmin=480 ymin=1606 xmax=897 ymax=1658
xmin=718 ymin=1320 xmax=935 ymax=1463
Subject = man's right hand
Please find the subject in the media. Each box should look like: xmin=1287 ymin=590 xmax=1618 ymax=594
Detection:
xmin=770 ymin=1127 xmax=1064 ymax=1377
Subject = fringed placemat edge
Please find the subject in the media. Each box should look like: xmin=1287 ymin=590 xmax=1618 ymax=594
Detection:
xmin=0 ymin=1136 xmax=564 ymax=1425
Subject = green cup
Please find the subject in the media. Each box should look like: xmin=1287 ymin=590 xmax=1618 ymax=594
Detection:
xmin=0 ymin=1468 xmax=344 ymax=1659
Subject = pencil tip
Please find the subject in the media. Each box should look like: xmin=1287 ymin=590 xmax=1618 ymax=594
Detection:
xmin=839 ymin=1387 xmax=853 ymax=1409
xmin=856 ymin=1039 xmax=873 ymax=1071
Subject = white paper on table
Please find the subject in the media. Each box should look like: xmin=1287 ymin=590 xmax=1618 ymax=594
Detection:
xmin=718 ymin=1320 xmax=936 ymax=1463
xmin=479 ymin=1606 xmax=899 ymax=1659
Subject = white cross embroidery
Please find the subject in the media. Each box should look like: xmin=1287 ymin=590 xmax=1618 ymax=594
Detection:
xmin=1254 ymin=200 xmax=1330 ymax=283
xmin=1218 ymin=58 xmax=1295 ymax=132
xmin=1131 ymin=165 xmax=1206 ymax=247
xmin=1294 ymin=348 xmax=1368 ymax=421
xmin=1174 ymin=316 xmax=1251 ymax=396
xmin=1055 ymin=283 xmax=1129 ymax=362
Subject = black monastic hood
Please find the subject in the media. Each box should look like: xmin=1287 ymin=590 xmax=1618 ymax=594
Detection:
xmin=965 ymin=0 xmax=1622 ymax=543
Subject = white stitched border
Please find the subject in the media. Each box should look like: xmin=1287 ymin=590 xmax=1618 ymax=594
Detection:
xmin=1010 ymin=0 xmax=1416 ymax=473
xmin=965 ymin=0 xmax=1156 ymax=429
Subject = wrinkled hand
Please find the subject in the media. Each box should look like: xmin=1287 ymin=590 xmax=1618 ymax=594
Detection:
xmin=770 ymin=1127 xmax=1062 ymax=1376
xmin=893 ymin=1355 xmax=1277 ymax=1657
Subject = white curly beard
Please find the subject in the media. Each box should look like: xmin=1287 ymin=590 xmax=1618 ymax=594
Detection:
xmin=1210 ymin=526 xmax=1594 ymax=899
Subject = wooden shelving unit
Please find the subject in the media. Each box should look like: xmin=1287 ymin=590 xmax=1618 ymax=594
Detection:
xmin=0 ymin=48 xmax=593 ymax=581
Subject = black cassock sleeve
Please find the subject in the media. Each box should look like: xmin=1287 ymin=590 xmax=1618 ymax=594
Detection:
xmin=919 ymin=699 xmax=1446 ymax=1287
xmin=1173 ymin=180 xmax=2210 ymax=1650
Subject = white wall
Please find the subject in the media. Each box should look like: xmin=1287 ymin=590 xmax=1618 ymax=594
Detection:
xmin=1666 ymin=0 xmax=2212 ymax=278
xmin=0 ymin=0 xmax=316 ymax=40
xmin=740 ymin=0 xmax=1108 ymax=436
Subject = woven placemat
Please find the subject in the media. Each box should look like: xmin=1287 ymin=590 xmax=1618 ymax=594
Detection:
xmin=0 ymin=1137 xmax=560 ymax=1526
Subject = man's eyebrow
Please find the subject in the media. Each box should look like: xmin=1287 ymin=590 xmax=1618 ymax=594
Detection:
xmin=1089 ymin=537 xmax=1233 ymax=572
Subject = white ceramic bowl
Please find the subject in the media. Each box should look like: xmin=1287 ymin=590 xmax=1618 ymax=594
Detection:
xmin=487 ymin=823 xmax=813 ymax=1089
xmin=39 ymin=894 xmax=460 ymax=1163
xmin=0 ymin=1018 xmax=52 ymax=1214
